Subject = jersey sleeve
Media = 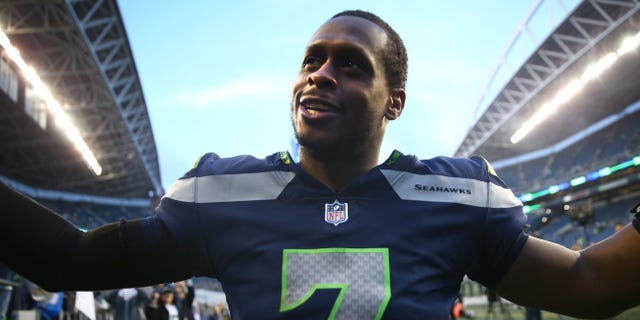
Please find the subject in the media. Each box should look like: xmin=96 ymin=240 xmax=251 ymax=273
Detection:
xmin=153 ymin=152 xmax=221 ymax=278
xmin=466 ymin=156 xmax=529 ymax=289
xmin=0 ymin=181 xmax=196 ymax=291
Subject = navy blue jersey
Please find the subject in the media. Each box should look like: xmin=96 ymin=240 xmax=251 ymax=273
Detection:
xmin=154 ymin=151 xmax=528 ymax=319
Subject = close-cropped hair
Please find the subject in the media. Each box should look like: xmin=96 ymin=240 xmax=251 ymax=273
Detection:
xmin=332 ymin=10 xmax=408 ymax=90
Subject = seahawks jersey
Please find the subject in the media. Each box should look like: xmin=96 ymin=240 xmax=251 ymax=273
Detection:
xmin=155 ymin=150 xmax=528 ymax=319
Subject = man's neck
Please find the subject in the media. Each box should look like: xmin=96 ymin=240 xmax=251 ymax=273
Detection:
xmin=298 ymin=146 xmax=380 ymax=191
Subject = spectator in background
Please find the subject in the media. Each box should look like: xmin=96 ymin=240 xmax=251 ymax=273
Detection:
xmin=94 ymin=291 xmax=112 ymax=320
xmin=145 ymin=284 xmax=195 ymax=320
xmin=33 ymin=291 xmax=63 ymax=320
xmin=161 ymin=287 xmax=179 ymax=320
xmin=209 ymin=302 xmax=230 ymax=320
xmin=174 ymin=281 xmax=195 ymax=320
xmin=145 ymin=287 xmax=178 ymax=320
xmin=105 ymin=287 xmax=151 ymax=320
xmin=61 ymin=291 xmax=76 ymax=320
xmin=144 ymin=290 xmax=161 ymax=320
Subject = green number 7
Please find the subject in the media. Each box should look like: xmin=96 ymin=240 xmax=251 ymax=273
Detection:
xmin=280 ymin=248 xmax=391 ymax=320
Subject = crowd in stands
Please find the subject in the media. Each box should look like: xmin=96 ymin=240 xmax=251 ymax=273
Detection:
xmin=492 ymin=107 xmax=640 ymax=252
xmin=526 ymin=196 xmax=638 ymax=249
xmin=498 ymin=109 xmax=640 ymax=196
xmin=1 ymin=277 xmax=231 ymax=320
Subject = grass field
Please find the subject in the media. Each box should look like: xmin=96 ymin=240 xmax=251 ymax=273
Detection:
xmin=464 ymin=303 xmax=640 ymax=320
xmin=459 ymin=280 xmax=640 ymax=320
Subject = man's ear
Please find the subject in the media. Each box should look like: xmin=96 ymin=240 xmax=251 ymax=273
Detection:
xmin=385 ymin=88 xmax=406 ymax=120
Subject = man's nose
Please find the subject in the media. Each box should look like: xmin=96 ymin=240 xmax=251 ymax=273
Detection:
xmin=307 ymin=63 xmax=337 ymax=89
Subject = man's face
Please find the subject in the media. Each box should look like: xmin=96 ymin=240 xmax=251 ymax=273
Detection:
xmin=292 ymin=16 xmax=392 ymax=155
xmin=161 ymin=291 xmax=174 ymax=304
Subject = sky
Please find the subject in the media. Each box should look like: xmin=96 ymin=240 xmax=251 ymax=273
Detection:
xmin=116 ymin=1 xmax=561 ymax=190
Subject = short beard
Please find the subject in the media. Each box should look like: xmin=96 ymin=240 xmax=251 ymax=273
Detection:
xmin=290 ymin=103 xmax=377 ymax=162
xmin=292 ymin=124 xmax=370 ymax=163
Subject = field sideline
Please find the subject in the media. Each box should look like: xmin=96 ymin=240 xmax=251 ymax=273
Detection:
xmin=465 ymin=303 xmax=640 ymax=319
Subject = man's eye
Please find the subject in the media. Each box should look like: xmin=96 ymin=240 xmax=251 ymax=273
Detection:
xmin=302 ymin=56 xmax=321 ymax=67
xmin=344 ymin=59 xmax=360 ymax=69
xmin=344 ymin=58 xmax=369 ymax=74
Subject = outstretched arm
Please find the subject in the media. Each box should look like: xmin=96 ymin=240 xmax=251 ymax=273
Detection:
xmin=0 ymin=182 xmax=192 ymax=291
xmin=497 ymin=221 xmax=640 ymax=319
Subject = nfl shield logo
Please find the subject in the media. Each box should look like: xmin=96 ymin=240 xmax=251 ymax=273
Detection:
xmin=325 ymin=200 xmax=348 ymax=226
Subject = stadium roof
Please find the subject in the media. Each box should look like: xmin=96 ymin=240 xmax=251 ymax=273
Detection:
xmin=455 ymin=0 xmax=640 ymax=163
xmin=0 ymin=0 xmax=160 ymax=198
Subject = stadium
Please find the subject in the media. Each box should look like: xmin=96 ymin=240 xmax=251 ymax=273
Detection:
xmin=458 ymin=0 xmax=640 ymax=252
xmin=454 ymin=0 xmax=640 ymax=318
xmin=0 ymin=0 xmax=639 ymax=319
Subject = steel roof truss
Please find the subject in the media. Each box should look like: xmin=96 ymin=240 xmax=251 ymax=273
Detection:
xmin=455 ymin=1 xmax=640 ymax=157
xmin=66 ymin=0 xmax=162 ymax=195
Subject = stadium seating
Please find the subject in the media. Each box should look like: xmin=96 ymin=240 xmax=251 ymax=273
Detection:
xmin=500 ymin=107 xmax=640 ymax=195
xmin=528 ymin=197 xmax=637 ymax=248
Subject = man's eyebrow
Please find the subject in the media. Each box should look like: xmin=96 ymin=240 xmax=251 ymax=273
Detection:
xmin=304 ymin=42 xmax=331 ymax=54
xmin=306 ymin=40 xmax=374 ymax=61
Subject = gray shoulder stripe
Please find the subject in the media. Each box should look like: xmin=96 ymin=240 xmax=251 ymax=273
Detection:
xmin=490 ymin=181 xmax=523 ymax=208
xmin=164 ymin=177 xmax=196 ymax=203
xmin=164 ymin=171 xmax=296 ymax=203
xmin=380 ymin=169 xmax=521 ymax=209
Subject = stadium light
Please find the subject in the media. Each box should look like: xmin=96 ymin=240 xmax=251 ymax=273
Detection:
xmin=570 ymin=176 xmax=586 ymax=187
xmin=548 ymin=185 xmax=560 ymax=194
xmin=617 ymin=31 xmax=640 ymax=56
xmin=523 ymin=204 xmax=541 ymax=214
xmin=553 ymin=79 xmax=584 ymax=105
xmin=510 ymin=124 xmax=533 ymax=144
xmin=0 ymin=28 xmax=102 ymax=175
xmin=510 ymin=78 xmax=584 ymax=144
xmin=510 ymin=30 xmax=638 ymax=144
xmin=521 ymin=193 xmax=533 ymax=202
xmin=581 ymin=53 xmax=617 ymax=82
xmin=598 ymin=167 xmax=612 ymax=177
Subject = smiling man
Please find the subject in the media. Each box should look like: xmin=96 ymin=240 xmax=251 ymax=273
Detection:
xmin=292 ymin=12 xmax=406 ymax=193
xmin=2 ymin=10 xmax=640 ymax=320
